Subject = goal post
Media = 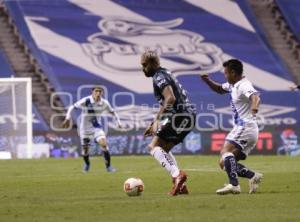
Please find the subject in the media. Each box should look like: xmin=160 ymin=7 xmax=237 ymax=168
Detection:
xmin=0 ymin=77 xmax=32 ymax=159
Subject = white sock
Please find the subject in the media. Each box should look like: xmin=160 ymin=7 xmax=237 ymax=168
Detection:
xmin=168 ymin=151 xmax=178 ymax=167
xmin=150 ymin=146 xmax=180 ymax=178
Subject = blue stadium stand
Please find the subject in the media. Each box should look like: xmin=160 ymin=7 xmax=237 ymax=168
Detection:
xmin=0 ymin=48 xmax=49 ymax=131
xmin=276 ymin=0 xmax=300 ymax=42
xmin=0 ymin=48 xmax=14 ymax=76
xmin=3 ymin=0 xmax=300 ymax=154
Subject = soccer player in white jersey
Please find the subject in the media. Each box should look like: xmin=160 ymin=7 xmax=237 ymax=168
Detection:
xmin=201 ymin=59 xmax=263 ymax=195
xmin=62 ymin=86 xmax=122 ymax=173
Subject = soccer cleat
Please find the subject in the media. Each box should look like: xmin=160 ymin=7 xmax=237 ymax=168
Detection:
xmin=249 ymin=172 xmax=263 ymax=194
xmin=106 ymin=166 xmax=116 ymax=173
xmin=179 ymin=184 xmax=189 ymax=195
xmin=170 ymin=171 xmax=187 ymax=196
xmin=82 ymin=164 xmax=90 ymax=173
xmin=170 ymin=178 xmax=189 ymax=195
xmin=216 ymin=184 xmax=241 ymax=195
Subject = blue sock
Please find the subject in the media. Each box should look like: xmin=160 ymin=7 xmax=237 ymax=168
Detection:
xmin=237 ymin=163 xmax=255 ymax=179
xmin=103 ymin=150 xmax=111 ymax=168
xmin=224 ymin=155 xmax=239 ymax=186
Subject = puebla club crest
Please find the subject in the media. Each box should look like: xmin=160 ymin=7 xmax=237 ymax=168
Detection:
xmin=82 ymin=17 xmax=224 ymax=77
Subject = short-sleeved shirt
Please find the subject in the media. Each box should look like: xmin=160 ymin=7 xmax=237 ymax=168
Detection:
xmin=222 ymin=77 xmax=258 ymax=125
xmin=73 ymin=96 xmax=114 ymax=134
xmin=152 ymin=68 xmax=196 ymax=115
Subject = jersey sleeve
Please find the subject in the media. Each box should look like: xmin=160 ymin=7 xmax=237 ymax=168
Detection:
xmin=65 ymin=97 xmax=87 ymax=120
xmin=153 ymin=73 xmax=171 ymax=93
xmin=73 ymin=97 xmax=87 ymax=109
xmin=221 ymin=82 xmax=230 ymax=92
xmin=241 ymin=81 xmax=258 ymax=98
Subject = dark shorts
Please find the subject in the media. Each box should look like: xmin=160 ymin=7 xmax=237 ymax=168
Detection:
xmin=156 ymin=113 xmax=195 ymax=145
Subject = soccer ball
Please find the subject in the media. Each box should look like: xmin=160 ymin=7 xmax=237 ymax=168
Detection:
xmin=123 ymin=178 xmax=144 ymax=196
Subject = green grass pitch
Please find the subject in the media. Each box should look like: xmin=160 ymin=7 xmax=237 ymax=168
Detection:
xmin=1 ymin=156 xmax=300 ymax=222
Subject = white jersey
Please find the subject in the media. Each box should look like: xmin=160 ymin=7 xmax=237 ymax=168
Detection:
xmin=222 ymin=77 xmax=258 ymax=126
xmin=66 ymin=96 xmax=114 ymax=135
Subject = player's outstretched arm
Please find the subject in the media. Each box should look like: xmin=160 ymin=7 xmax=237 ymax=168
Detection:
xmin=200 ymin=74 xmax=228 ymax=94
xmin=250 ymin=94 xmax=260 ymax=116
xmin=110 ymin=111 xmax=123 ymax=128
xmin=61 ymin=105 xmax=75 ymax=128
xmin=155 ymin=85 xmax=176 ymax=120
xmin=61 ymin=119 xmax=71 ymax=128
xmin=144 ymin=122 xmax=154 ymax=137
xmin=149 ymin=86 xmax=176 ymax=135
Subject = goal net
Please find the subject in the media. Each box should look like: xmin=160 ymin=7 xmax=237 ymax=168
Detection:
xmin=0 ymin=78 xmax=32 ymax=159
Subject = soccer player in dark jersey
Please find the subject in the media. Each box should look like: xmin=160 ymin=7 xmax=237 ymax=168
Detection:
xmin=141 ymin=50 xmax=196 ymax=196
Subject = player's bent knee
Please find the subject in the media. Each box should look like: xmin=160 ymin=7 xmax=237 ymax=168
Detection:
xmin=97 ymin=138 xmax=106 ymax=147
xmin=147 ymin=138 xmax=159 ymax=152
xmin=82 ymin=146 xmax=89 ymax=156
xmin=221 ymin=152 xmax=234 ymax=161
xmin=100 ymin=143 xmax=107 ymax=148
xmin=82 ymin=138 xmax=90 ymax=155
xmin=101 ymin=145 xmax=109 ymax=151
xmin=219 ymin=158 xmax=225 ymax=170
xmin=220 ymin=141 xmax=236 ymax=155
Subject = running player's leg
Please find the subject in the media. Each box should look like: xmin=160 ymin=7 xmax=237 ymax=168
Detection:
xmin=235 ymin=124 xmax=258 ymax=179
xmin=216 ymin=141 xmax=241 ymax=194
xmin=148 ymin=136 xmax=179 ymax=178
xmin=148 ymin=114 xmax=195 ymax=195
xmin=218 ymin=143 xmax=263 ymax=194
xmin=235 ymin=123 xmax=262 ymax=193
xmin=98 ymin=138 xmax=116 ymax=172
xmin=165 ymin=114 xmax=195 ymax=195
xmin=158 ymin=113 xmax=193 ymax=171
xmin=81 ymin=137 xmax=91 ymax=172
xmin=218 ymin=123 xmax=262 ymax=194
xmin=235 ymin=152 xmax=255 ymax=180
xmin=164 ymin=143 xmax=188 ymax=195
xmin=238 ymin=133 xmax=263 ymax=193
xmin=235 ymin=150 xmax=263 ymax=194
xmin=219 ymin=149 xmax=255 ymax=179
xmin=167 ymin=151 xmax=178 ymax=167
xmin=95 ymin=129 xmax=116 ymax=172
xmin=148 ymin=136 xmax=187 ymax=196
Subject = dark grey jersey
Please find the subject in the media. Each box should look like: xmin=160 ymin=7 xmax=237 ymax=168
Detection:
xmin=153 ymin=68 xmax=196 ymax=114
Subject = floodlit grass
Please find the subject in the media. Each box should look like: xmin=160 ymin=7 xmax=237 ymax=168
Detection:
xmin=0 ymin=156 xmax=300 ymax=222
